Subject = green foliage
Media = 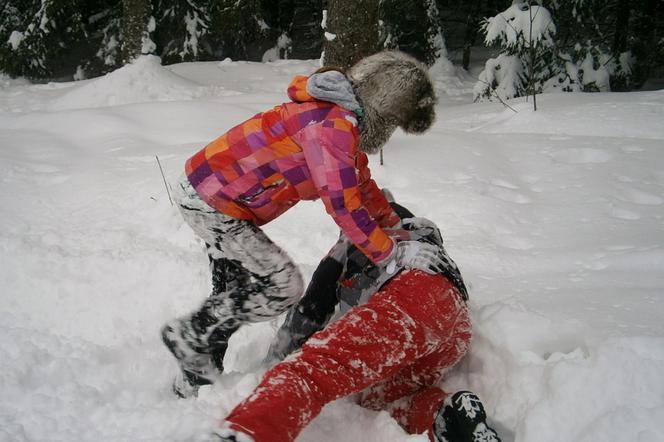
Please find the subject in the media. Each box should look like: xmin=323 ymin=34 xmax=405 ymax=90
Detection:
xmin=0 ymin=0 xmax=88 ymax=78
xmin=208 ymin=0 xmax=277 ymax=61
xmin=0 ymin=1 xmax=25 ymax=74
xmin=154 ymin=0 xmax=211 ymax=64
xmin=380 ymin=0 xmax=444 ymax=65
xmin=475 ymin=0 xmax=664 ymax=99
xmin=544 ymin=0 xmax=662 ymax=90
xmin=84 ymin=2 xmax=124 ymax=76
xmin=0 ymin=0 xmax=660 ymax=87
xmin=475 ymin=2 xmax=557 ymax=100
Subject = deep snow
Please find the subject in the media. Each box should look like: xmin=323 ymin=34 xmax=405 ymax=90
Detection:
xmin=1 ymin=56 xmax=663 ymax=442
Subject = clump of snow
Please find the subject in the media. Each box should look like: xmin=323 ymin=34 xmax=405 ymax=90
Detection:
xmin=8 ymin=30 xmax=25 ymax=50
xmin=473 ymin=54 xmax=524 ymax=100
xmin=0 ymin=73 xmax=31 ymax=89
xmin=321 ymin=10 xmax=328 ymax=29
xmin=483 ymin=3 xmax=556 ymax=47
xmin=262 ymin=33 xmax=292 ymax=63
xmin=141 ymin=16 xmax=157 ymax=55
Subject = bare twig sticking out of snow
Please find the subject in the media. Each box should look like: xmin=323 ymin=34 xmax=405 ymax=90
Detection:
xmin=155 ymin=155 xmax=173 ymax=206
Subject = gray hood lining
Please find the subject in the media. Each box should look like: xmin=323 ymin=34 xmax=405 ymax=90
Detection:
xmin=306 ymin=71 xmax=362 ymax=115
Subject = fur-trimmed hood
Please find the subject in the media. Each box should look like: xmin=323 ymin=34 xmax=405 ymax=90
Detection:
xmin=286 ymin=52 xmax=436 ymax=155
xmin=347 ymin=51 xmax=437 ymax=153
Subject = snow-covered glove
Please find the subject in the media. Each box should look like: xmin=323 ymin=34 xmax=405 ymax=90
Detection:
xmin=383 ymin=240 xmax=448 ymax=275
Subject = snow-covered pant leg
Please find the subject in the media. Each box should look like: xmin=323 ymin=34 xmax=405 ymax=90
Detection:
xmin=171 ymin=176 xmax=304 ymax=352
xmin=223 ymin=271 xmax=471 ymax=442
xmin=358 ymin=292 xmax=470 ymax=438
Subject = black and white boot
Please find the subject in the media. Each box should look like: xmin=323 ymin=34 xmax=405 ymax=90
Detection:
xmin=161 ymin=318 xmax=227 ymax=398
xmin=205 ymin=428 xmax=254 ymax=442
xmin=433 ymin=391 xmax=501 ymax=442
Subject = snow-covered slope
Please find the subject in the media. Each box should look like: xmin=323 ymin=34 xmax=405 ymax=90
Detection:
xmin=1 ymin=57 xmax=663 ymax=442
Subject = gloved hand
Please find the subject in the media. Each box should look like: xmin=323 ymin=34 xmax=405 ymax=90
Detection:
xmin=384 ymin=240 xmax=448 ymax=275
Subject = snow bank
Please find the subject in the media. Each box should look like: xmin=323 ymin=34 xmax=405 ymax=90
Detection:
xmin=452 ymin=302 xmax=664 ymax=442
xmin=50 ymin=56 xmax=207 ymax=110
xmin=469 ymin=92 xmax=664 ymax=140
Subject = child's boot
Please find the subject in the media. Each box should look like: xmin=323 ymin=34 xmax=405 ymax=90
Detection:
xmin=433 ymin=391 xmax=501 ymax=442
xmin=161 ymin=318 xmax=226 ymax=398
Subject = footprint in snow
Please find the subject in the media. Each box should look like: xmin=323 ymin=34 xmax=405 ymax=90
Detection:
xmin=610 ymin=207 xmax=641 ymax=220
xmin=487 ymin=185 xmax=531 ymax=204
xmin=623 ymin=188 xmax=663 ymax=206
xmin=551 ymin=148 xmax=612 ymax=164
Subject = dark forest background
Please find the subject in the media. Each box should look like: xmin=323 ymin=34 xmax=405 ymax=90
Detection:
xmin=1 ymin=0 xmax=662 ymax=91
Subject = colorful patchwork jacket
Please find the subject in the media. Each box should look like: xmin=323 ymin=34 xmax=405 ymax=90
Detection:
xmin=185 ymin=74 xmax=400 ymax=263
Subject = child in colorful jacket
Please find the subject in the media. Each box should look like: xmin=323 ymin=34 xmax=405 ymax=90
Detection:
xmin=162 ymin=51 xmax=442 ymax=397
xmin=210 ymin=200 xmax=501 ymax=442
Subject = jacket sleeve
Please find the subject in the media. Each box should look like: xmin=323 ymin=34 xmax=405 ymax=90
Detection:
xmin=287 ymin=75 xmax=314 ymax=102
xmin=295 ymin=118 xmax=395 ymax=264
xmin=356 ymin=152 xmax=402 ymax=230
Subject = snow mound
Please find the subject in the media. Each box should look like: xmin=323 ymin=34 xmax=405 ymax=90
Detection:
xmin=459 ymin=302 xmax=664 ymax=442
xmin=429 ymin=57 xmax=477 ymax=100
xmin=50 ymin=56 xmax=207 ymax=110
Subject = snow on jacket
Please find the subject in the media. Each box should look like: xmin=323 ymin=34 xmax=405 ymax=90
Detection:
xmin=185 ymin=73 xmax=400 ymax=263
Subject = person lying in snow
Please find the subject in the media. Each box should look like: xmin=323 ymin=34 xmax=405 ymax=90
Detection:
xmin=209 ymin=197 xmax=501 ymax=442
xmin=161 ymin=50 xmax=442 ymax=398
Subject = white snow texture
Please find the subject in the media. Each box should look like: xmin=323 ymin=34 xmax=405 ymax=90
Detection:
xmin=1 ymin=55 xmax=664 ymax=442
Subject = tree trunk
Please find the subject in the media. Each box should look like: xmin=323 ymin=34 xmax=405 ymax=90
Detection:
xmin=612 ymin=0 xmax=631 ymax=55
xmin=462 ymin=0 xmax=484 ymax=70
xmin=323 ymin=0 xmax=379 ymax=69
xmin=122 ymin=0 xmax=150 ymax=64
xmin=529 ymin=2 xmax=537 ymax=111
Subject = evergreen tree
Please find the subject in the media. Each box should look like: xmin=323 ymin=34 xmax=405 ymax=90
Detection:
xmin=380 ymin=0 xmax=446 ymax=66
xmin=545 ymin=0 xmax=663 ymax=91
xmin=208 ymin=0 xmax=278 ymax=60
xmin=631 ymin=0 xmax=664 ymax=87
xmin=474 ymin=1 xmax=556 ymax=103
xmin=288 ymin=0 xmax=323 ymax=60
xmin=121 ymin=0 xmax=154 ymax=64
xmin=548 ymin=0 xmax=635 ymax=91
xmin=1 ymin=0 xmax=659 ymax=87
xmin=153 ymin=0 xmax=211 ymax=64
xmin=83 ymin=1 xmax=123 ymax=77
xmin=1 ymin=0 xmax=88 ymax=79
xmin=0 ymin=0 xmax=26 ymax=75
xmin=475 ymin=0 xmax=663 ymax=98
xmin=436 ymin=0 xmax=511 ymax=70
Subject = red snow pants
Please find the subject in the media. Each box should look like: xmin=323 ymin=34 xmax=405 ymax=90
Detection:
xmin=224 ymin=270 xmax=472 ymax=442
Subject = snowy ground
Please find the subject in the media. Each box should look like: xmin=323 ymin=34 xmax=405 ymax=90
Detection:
xmin=1 ymin=56 xmax=663 ymax=442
